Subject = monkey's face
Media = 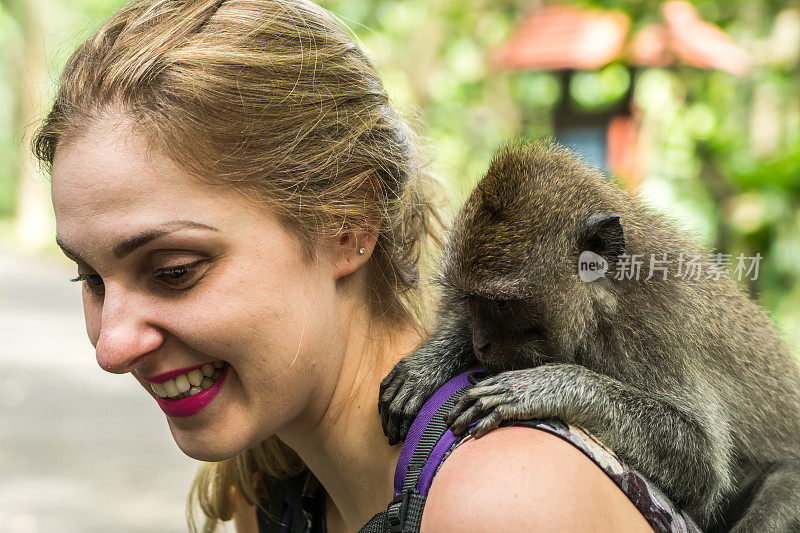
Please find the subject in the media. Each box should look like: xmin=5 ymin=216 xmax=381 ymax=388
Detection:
xmin=466 ymin=294 xmax=555 ymax=372
xmin=441 ymin=143 xmax=628 ymax=368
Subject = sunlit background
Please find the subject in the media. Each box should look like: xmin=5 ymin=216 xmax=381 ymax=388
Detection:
xmin=1 ymin=0 xmax=798 ymax=531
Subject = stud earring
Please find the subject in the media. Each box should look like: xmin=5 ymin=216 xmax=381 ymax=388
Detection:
xmin=358 ymin=247 xmax=365 ymax=255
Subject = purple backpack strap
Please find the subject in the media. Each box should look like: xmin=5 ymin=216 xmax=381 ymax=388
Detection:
xmin=358 ymin=367 xmax=488 ymax=533
xmin=393 ymin=367 xmax=488 ymax=496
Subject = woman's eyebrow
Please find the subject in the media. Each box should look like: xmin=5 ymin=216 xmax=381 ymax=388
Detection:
xmin=55 ymin=220 xmax=219 ymax=262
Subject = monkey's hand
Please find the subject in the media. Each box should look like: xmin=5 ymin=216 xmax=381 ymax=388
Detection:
xmin=446 ymin=364 xmax=588 ymax=438
xmin=379 ymin=339 xmax=473 ymax=445
xmin=445 ymin=363 xmax=732 ymax=519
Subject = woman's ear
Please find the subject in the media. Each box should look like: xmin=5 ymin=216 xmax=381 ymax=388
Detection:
xmin=332 ymin=231 xmax=378 ymax=279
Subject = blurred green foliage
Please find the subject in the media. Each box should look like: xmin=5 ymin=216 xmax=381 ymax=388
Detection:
xmin=0 ymin=0 xmax=798 ymax=351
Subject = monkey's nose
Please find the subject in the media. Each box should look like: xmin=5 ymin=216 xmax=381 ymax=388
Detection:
xmin=474 ymin=339 xmax=492 ymax=359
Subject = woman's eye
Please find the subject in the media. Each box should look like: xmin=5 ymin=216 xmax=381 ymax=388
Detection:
xmin=152 ymin=260 xmax=208 ymax=288
xmin=70 ymin=273 xmax=105 ymax=295
xmin=69 ymin=260 xmax=208 ymax=293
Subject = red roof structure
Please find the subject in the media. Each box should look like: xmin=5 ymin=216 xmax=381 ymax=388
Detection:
xmin=491 ymin=1 xmax=751 ymax=76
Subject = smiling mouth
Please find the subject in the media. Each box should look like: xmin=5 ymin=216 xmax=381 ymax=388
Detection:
xmin=150 ymin=361 xmax=228 ymax=400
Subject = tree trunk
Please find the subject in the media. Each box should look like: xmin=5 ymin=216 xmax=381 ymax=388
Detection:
xmin=11 ymin=0 xmax=53 ymax=252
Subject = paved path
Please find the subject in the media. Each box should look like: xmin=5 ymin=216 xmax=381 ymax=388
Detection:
xmin=0 ymin=244 xmax=234 ymax=532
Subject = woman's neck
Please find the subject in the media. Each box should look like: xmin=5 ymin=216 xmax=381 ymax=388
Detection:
xmin=277 ymin=301 xmax=424 ymax=531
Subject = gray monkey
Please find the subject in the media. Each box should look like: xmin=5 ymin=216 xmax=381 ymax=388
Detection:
xmin=378 ymin=142 xmax=800 ymax=532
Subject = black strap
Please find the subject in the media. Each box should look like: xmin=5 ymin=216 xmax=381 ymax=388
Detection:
xmin=358 ymin=509 xmax=388 ymax=533
xmin=359 ymin=490 xmax=428 ymax=533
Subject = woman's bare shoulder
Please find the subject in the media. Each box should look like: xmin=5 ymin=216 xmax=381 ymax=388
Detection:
xmin=420 ymin=426 xmax=653 ymax=532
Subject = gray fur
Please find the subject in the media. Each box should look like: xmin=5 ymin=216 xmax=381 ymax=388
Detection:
xmin=378 ymin=142 xmax=800 ymax=531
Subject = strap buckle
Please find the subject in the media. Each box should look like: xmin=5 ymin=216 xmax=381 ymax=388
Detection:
xmin=387 ymin=490 xmax=412 ymax=533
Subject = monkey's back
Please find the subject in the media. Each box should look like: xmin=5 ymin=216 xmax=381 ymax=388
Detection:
xmin=596 ymin=195 xmax=800 ymax=464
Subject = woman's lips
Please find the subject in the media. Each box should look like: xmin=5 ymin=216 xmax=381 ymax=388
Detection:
xmin=155 ymin=363 xmax=230 ymax=417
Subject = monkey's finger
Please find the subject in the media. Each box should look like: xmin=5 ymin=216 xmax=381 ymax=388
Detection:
xmin=465 ymin=381 xmax=511 ymax=399
xmin=383 ymin=384 xmax=419 ymax=442
xmin=397 ymin=394 xmax=427 ymax=442
xmin=446 ymin=384 xmax=508 ymax=423
xmin=380 ymin=362 xmax=410 ymax=397
xmin=378 ymin=372 xmax=405 ymax=416
xmin=446 ymin=394 xmax=478 ymax=427
xmin=382 ymin=395 xmax=405 ymax=441
xmin=470 ymin=409 xmax=505 ymax=439
xmin=379 ymin=368 xmax=401 ymax=407
xmin=449 ymin=397 xmax=500 ymax=434
xmin=449 ymin=405 xmax=484 ymax=435
xmin=447 ymin=391 xmax=503 ymax=426
xmin=381 ymin=382 xmax=409 ymax=439
xmin=446 ymin=391 xmax=487 ymax=426
xmin=381 ymin=398 xmax=393 ymax=439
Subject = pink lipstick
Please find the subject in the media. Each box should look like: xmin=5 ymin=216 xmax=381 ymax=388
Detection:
xmin=155 ymin=363 xmax=230 ymax=417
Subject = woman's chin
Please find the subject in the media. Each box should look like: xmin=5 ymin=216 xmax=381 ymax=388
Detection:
xmin=170 ymin=428 xmax=244 ymax=462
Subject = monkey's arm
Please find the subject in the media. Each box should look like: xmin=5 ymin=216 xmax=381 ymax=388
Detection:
xmin=446 ymin=364 xmax=733 ymax=520
xmin=379 ymin=293 xmax=476 ymax=445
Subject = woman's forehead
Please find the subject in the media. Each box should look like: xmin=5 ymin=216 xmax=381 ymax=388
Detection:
xmin=50 ymin=118 xmax=260 ymax=255
xmin=53 ymin=117 xmax=221 ymax=214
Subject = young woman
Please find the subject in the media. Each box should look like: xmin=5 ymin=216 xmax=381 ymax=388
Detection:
xmin=36 ymin=0 xmax=694 ymax=531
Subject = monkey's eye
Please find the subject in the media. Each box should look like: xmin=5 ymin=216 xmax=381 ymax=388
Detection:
xmin=494 ymin=299 xmax=512 ymax=310
xmin=465 ymin=295 xmax=479 ymax=315
xmin=490 ymin=299 xmax=518 ymax=319
xmin=523 ymin=323 xmax=546 ymax=339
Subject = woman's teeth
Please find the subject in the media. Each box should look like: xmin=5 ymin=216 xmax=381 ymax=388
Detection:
xmin=151 ymin=361 xmax=226 ymax=400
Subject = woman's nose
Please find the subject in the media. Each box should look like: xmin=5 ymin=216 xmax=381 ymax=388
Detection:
xmin=93 ymin=286 xmax=166 ymax=374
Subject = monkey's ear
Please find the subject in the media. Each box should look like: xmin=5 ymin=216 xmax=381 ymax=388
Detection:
xmin=579 ymin=214 xmax=626 ymax=261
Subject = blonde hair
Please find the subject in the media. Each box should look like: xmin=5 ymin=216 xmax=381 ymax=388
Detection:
xmin=32 ymin=0 xmax=446 ymax=530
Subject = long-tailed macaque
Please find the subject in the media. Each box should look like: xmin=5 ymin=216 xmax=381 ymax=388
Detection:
xmin=379 ymin=142 xmax=800 ymax=532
